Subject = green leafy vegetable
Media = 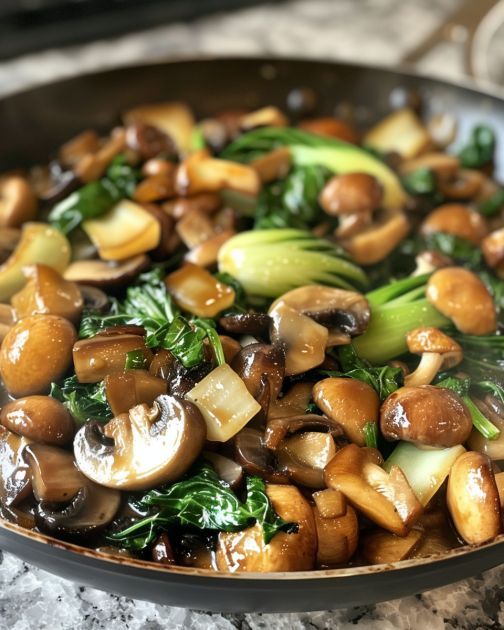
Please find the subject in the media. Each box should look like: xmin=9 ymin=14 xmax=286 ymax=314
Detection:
xmin=218 ymin=229 xmax=367 ymax=298
xmin=255 ymin=165 xmax=332 ymax=230
xmin=458 ymin=124 xmax=496 ymax=169
xmin=363 ymin=422 xmax=379 ymax=449
xmin=49 ymin=155 xmax=140 ymax=235
xmin=109 ymin=463 xmax=296 ymax=550
xmin=436 ymin=375 xmax=500 ymax=440
xmin=478 ymin=189 xmax=504 ymax=217
xmin=124 ymin=349 xmax=148 ymax=370
xmin=422 ymin=232 xmax=482 ymax=268
xmin=475 ymin=380 xmax=504 ymax=405
xmin=323 ymin=345 xmax=404 ymax=400
xmin=221 ymin=127 xmax=408 ymax=210
xmin=50 ymin=376 xmax=111 ymax=425
xmin=401 ymin=167 xmax=437 ymax=196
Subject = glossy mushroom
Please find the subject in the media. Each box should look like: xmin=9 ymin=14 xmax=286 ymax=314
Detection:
xmin=420 ymin=204 xmax=488 ymax=245
xmin=74 ymin=395 xmax=207 ymax=490
xmin=0 ymin=314 xmax=76 ymax=397
xmin=319 ymin=173 xmax=383 ymax=238
xmin=482 ymin=228 xmax=504 ymax=279
xmin=426 ymin=267 xmax=497 ymax=335
xmin=104 ymin=370 xmax=168 ymax=416
xmin=447 ymin=451 xmax=502 ymax=544
xmin=216 ymin=484 xmax=317 ymax=572
xmin=24 ymin=443 xmax=121 ymax=537
xmin=312 ymin=378 xmax=380 ymax=446
xmin=0 ymin=175 xmax=37 ymax=228
xmin=404 ymin=327 xmax=463 ymax=387
xmin=231 ymin=343 xmax=285 ymax=403
xmin=0 ymin=396 xmax=74 ymax=446
xmin=380 ymin=385 xmax=472 ymax=447
xmin=11 ymin=264 xmax=83 ymax=324
xmin=63 ymin=255 xmax=150 ymax=288
xmin=0 ymin=425 xmax=32 ymax=508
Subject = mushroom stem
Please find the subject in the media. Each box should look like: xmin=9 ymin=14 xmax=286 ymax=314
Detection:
xmin=404 ymin=353 xmax=443 ymax=387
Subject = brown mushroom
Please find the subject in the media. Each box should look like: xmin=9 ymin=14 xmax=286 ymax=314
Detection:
xmin=24 ymin=443 xmax=121 ymax=537
xmin=380 ymin=385 xmax=472 ymax=447
xmin=412 ymin=250 xmax=453 ymax=276
xmin=404 ymin=327 xmax=462 ymax=386
xmin=340 ymin=208 xmax=410 ymax=265
xmin=133 ymin=172 xmax=176 ymax=203
xmin=0 ymin=314 xmax=76 ymax=397
xmin=231 ymin=343 xmax=285 ymax=403
xmin=73 ymin=333 xmax=152 ymax=383
xmin=421 ymin=204 xmax=488 ymax=245
xmin=0 ymin=175 xmax=37 ymax=228
xmin=447 ymin=451 xmax=502 ymax=544
xmin=63 ymin=254 xmax=149 ymax=288
xmin=126 ymin=122 xmax=176 ymax=161
xmin=104 ymin=370 xmax=168 ymax=416
xmin=0 ymin=396 xmax=74 ymax=446
xmin=298 ymin=117 xmax=359 ymax=144
xmin=426 ymin=267 xmax=497 ymax=335
xmin=319 ymin=173 xmax=383 ymax=239
xmin=269 ymin=285 xmax=370 ymax=345
xmin=250 ymin=148 xmax=292 ymax=183
xmin=264 ymin=414 xmax=343 ymax=450
xmin=0 ymin=425 xmax=32 ymax=508
xmin=239 ymin=106 xmax=288 ymax=131
xmin=482 ymin=228 xmax=504 ymax=279
xmin=277 ymin=431 xmax=337 ymax=488
xmin=313 ymin=500 xmax=359 ymax=566
xmin=400 ymin=153 xmax=459 ymax=178
xmin=75 ymin=128 xmax=126 ymax=183
xmin=218 ymin=312 xmax=271 ymax=338
xmin=362 ymin=529 xmax=424 ymax=565
xmin=216 ymin=484 xmax=317 ymax=572
xmin=184 ymin=229 xmax=236 ymax=268
xmin=74 ymin=395 xmax=206 ymax=491
xmin=151 ymin=533 xmax=176 ymax=566
xmin=324 ymin=444 xmax=423 ymax=536
xmin=234 ymin=427 xmax=288 ymax=483
xmin=438 ymin=170 xmax=483 ymax=200
xmin=204 ymin=451 xmax=243 ymax=489
xmin=0 ymin=303 xmax=16 ymax=342
xmin=11 ymin=264 xmax=83 ymax=324
xmin=58 ymin=129 xmax=101 ymax=168
xmin=312 ymin=377 xmax=380 ymax=446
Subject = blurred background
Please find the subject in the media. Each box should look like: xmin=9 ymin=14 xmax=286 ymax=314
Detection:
xmin=0 ymin=0 xmax=503 ymax=97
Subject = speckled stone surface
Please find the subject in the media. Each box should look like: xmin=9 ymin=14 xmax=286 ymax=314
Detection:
xmin=1 ymin=0 xmax=504 ymax=627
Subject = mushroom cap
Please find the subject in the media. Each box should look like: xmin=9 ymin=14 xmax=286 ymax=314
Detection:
xmin=216 ymin=484 xmax=317 ymax=572
xmin=0 ymin=396 xmax=74 ymax=446
xmin=312 ymin=377 xmax=380 ymax=446
xmin=0 ymin=314 xmax=76 ymax=397
xmin=420 ymin=204 xmax=488 ymax=246
xmin=380 ymin=385 xmax=473 ymax=447
xmin=447 ymin=451 xmax=502 ymax=545
xmin=482 ymin=228 xmax=504 ymax=273
xmin=318 ymin=173 xmax=383 ymax=216
xmin=426 ymin=267 xmax=497 ymax=335
xmin=406 ymin=327 xmax=462 ymax=368
xmin=74 ymin=395 xmax=206 ymax=491
xmin=63 ymin=254 xmax=150 ymax=288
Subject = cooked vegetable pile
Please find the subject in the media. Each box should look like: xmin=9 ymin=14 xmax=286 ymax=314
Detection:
xmin=0 ymin=98 xmax=503 ymax=573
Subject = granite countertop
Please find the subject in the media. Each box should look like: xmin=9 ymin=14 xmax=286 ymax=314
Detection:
xmin=1 ymin=1 xmax=503 ymax=628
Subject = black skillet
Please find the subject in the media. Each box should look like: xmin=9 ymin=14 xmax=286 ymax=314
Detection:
xmin=0 ymin=57 xmax=503 ymax=612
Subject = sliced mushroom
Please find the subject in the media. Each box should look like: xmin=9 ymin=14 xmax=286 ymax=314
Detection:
xmin=239 ymin=106 xmax=288 ymax=131
xmin=362 ymin=529 xmax=424 ymax=565
xmin=133 ymin=172 xmax=176 ymax=203
xmin=400 ymin=153 xmax=459 ymax=178
xmin=426 ymin=267 xmax=497 ymax=335
xmin=380 ymin=385 xmax=472 ymax=447
xmin=104 ymin=370 xmax=168 ymax=416
xmin=404 ymin=327 xmax=462 ymax=386
xmin=324 ymin=444 xmax=423 ymax=536
xmin=165 ymin=263 xmax=235 ymax=318
xmin=264 ymin=414 xmax=343 ymax=450
xmin=0 ymin=425 xmax=32 ymax=507
xmin=0 ymin=175 xmax=37 ymax=227
xmin=364 ymin=108 xmax=431 ymax=159
xmin=447 ymin=451 xmax=502 ymax=544
xmin=278 ymin=431 xmax=337 ymax=488
xmin=175 ymin=208 xmax=215 ymax=249
xmin=313 ymin=501 xmax=359 ymax=566
xmin=234 ymin=427 xmax=288 ymax=483
xmin=268 ymin=301 xmax=328 ymax=376
xmin=75 ymin=128 xmax=126 ymax=183
xmin=64 ymin=255 xmax=149 ymax=288
xmin=11 ymin=264 xmax=83 ymax=324
xmin=421 ymin=204 xmax=488 ymax=245
xmin=0 ymin=396 xmax=74 ymax=446
xmin=24 ymin=443 xmax=84 ymax=503
xmin=74 ymin=395 xmax=206 ymax=491
xmin=126 ymin=122 xmax=177 ymax=161
xmin=268 ymin=381 xmax=314 ymax=420
xmin=438 ymin=169 xmax=483 ymax=200
xmin=184 ymin=229 xmax=236 ymax=268
xmin=216 ymin=484 xmax=317 ymax=572
xmin=270 ymin=285 xmax=370 ymax=346
xmin=0 ymin=314 xmax=76 ymax=397
xmin=298 ymin=117 xmax=359 ymax=144
xmin=123 ymin=102 xmax=195 ymax=155
xmin=73 ymin=333 xmax=152 ymax=383
xmin=218 ymin=312 xmax=271 ymax=338
xmin=164 ymin=192 xmax=221 ymax=221
xmin=58 ymin=129 xmax=101 ymax=168
xmin=340 ymin=208 xmax=410 ymax=265
xmin=203 ymin=452 xmax=243 ymax=489
xmin=151 ymin=533 xmax=176 ymax=566
xmin=231 ymin=343 xmax=285 ymax=402
xmin=312 ymin=377 xmax=380 ymax=446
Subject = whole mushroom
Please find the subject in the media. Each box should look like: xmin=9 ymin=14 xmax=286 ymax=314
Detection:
xmin=404 ymin=327 xmax=462 ymax=387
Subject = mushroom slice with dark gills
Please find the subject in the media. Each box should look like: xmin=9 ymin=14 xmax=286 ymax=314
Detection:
xmin=268 ymin=286 xmax=370 ymax=376
xmin=231 ymin=343 xmax=285 ymax=407
xmin=23 ymin=443 xmax=120 ymax=537
xmin=74 ymin=395 xmax=206 ymax=491
xmin=0 ymin=425 xmax=32 ymax=508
